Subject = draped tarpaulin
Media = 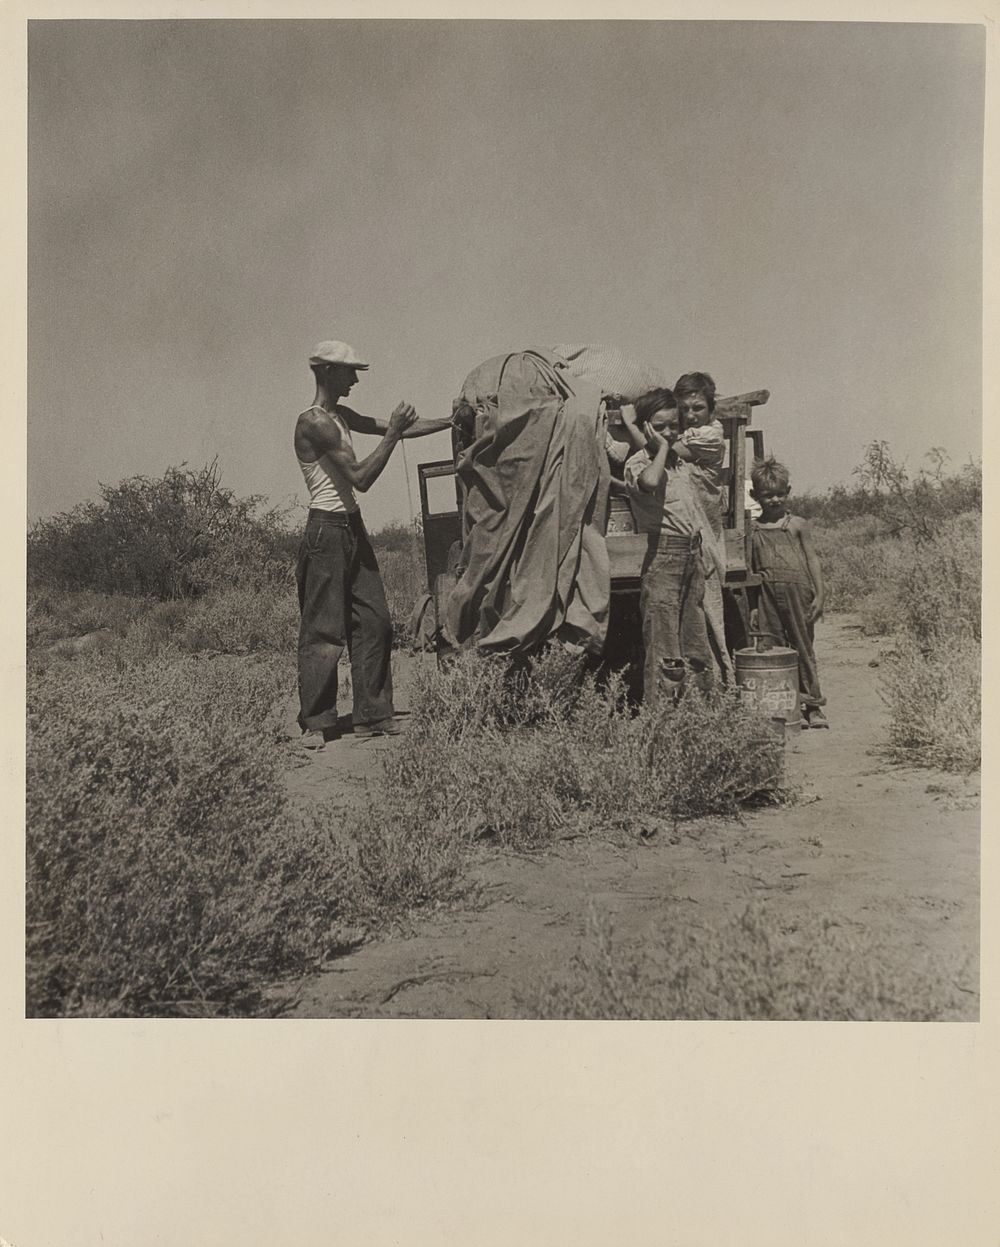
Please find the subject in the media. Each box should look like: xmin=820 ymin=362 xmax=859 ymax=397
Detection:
xmin=549 ymin=343 xmax=672 ymax=403
xmin=441 ymin=350 xmax=611 ymax=657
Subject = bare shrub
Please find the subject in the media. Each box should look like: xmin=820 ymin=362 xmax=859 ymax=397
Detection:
xmin=353 ymin=784 xmax=474 ymax=917
xmin=526 ymin=904 xmax=972 ymax=1020
xmin=851 ymin=442 xmax=981 ymax=539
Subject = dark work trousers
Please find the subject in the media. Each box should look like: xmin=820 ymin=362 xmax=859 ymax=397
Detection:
xmin=296 ymin=509 xmax=394 ymax=732
xmin=639 ymin=534 xmax=715 ymax=708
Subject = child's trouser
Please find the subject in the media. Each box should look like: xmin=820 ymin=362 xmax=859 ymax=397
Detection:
xmin=757 ymin=580 xmax=824 ymax=708
xmin=639 ymin=535 xmax=715 ymax=707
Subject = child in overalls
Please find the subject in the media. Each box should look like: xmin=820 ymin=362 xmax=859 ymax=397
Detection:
xmin=749 ymin=457 xmax=829 ymax=728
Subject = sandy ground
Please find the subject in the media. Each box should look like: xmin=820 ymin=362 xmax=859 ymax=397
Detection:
xmin=282 ymin=615 xmax=980 ymax=1019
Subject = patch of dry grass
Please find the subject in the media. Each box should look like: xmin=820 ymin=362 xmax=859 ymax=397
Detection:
xmin=526 ymin=904 xmax=973 ymax=1020
xmin=357 ymin=648 xmax=787 ymax=869
xmin=376 ymin=544 xmax=427 ymax=649
xmin=813 ymin=511 xmax=980 ymax=773
xmin=28 ymin=583 xmax=300 ymax=661
xmin=813 ymin=511 xmax=980 ymax=640
xmin=880 ymin=635 xmax=980 ymax=773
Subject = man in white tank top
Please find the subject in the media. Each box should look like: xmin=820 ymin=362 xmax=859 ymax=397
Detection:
xmin=294 ymin=340 xmax=452 ymax=749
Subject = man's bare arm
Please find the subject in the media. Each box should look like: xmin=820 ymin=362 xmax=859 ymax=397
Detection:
xmin=298 ymin=404 xmax=417 ymax=493
xmin=341 ymin=406 xmax=453 ymax=439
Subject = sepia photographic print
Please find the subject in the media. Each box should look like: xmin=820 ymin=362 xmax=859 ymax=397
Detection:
xmin=24 ymin=16 xmax=983 ymax=1024
xmin=6 ymin=5 xmax=997 ymax=1246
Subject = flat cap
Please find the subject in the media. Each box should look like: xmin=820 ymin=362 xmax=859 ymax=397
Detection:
xmin=308 ymin=340 xmax=370 ymax=369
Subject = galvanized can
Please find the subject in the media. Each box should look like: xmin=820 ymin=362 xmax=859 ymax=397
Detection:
xmin=607 ymin=493 xmax=637 ymax=535
xmin=734 ymin=634 xmax=802 ymax=730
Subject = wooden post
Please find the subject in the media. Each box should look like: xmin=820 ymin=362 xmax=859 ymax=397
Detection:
xmin=717 ymin=404 xmax=750 ymax=533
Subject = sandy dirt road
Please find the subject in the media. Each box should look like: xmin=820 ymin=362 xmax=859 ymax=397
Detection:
xmin=284 ymin=615 xmax=980 ymax=1019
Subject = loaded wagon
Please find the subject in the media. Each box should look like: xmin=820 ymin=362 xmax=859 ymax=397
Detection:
xmin=416 ymin=348 xmax=769 ymax=684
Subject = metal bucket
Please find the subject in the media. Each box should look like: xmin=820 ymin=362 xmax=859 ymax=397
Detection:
xmin=607 ymin=493 xmax=637 ymax=534
xmin=734 ymin=633 xmax=802 ymax=730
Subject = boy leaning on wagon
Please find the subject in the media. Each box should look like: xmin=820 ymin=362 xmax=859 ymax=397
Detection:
xmin=293 ymin=340 xmax=451 ymax=751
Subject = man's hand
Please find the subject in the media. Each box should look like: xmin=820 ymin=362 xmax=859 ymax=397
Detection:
xmin=806 ymin=598 xmax=825 ymax=626
xmin=388 ymin=402 xmax=418 ymax=437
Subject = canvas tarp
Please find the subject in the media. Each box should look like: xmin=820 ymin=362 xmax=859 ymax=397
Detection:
xmin=441 ymin=350 xmax=611 ymax=657
xmin=549 ymin=343 xmax=671 ymax=402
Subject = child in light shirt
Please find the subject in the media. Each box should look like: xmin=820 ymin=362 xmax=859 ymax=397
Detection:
xmin=669 ymin=373 xmax=731 ymax=679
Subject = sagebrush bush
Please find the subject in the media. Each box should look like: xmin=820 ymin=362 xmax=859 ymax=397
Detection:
xmin=27 ymin=460 xmax=296 ymax=600
xmin=26 ymin=650 xmax=349 ymax=1017
xmin=28 ymin=583 xmax=301 ymax=661
xmin=26 ymin=588 xmax=153 ymax=649
xmin=795 ymin=443 xmax=981 ymax=531
xmin=880 ymin=634 xmax=980 ymax=773
xmin=369 ymin=520 xmax=424 ymax=556
xmin=887 ymin=514 xmax=980 ymax=647
xmin=526 ymin=904 xmax=972 ymax=1020
xmin=374 ymin=535 xmax=426 ymax=649
xmin=177 ymin=585 xmax=299 ymax=655
xmin=356 ymin=649 xmax=785 ymax=872
xmin=815 ymin=512 xmax=980 ymax=641
xmin=813 ymin=508 xmax=980 ymax=771
xmin=809 ymin=494 xmax=980 ymax=772
xmin=811 ymin=515 xmax=891 ymax=613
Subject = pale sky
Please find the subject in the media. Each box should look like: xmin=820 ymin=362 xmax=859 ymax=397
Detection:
xmin=28 ymin=19 xmax=984 ymax=530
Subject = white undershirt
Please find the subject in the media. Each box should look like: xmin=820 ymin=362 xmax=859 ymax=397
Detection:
xmin=297 ymin=406 xmax=359 ymax=514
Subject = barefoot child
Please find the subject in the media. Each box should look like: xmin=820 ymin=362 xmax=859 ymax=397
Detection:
xmin=749 ymin=457 xmax=828 ymax=727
